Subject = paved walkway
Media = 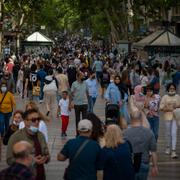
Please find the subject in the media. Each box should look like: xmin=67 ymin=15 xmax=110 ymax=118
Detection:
xmin=0 ymin=94 xmax=180 ymax=180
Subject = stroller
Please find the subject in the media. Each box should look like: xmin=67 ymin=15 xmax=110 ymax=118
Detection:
xmin=105 ymin=103 xmax=120 ymax=125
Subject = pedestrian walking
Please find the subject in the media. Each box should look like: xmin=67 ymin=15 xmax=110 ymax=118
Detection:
xmin=124 ymin=111 xmax=158 ymax=180
xmin=55 ymin=66 xmax=69 ymax=103
xmin=43 ymin=69 xmax=58 ymax=117
xmin=6 ymin=109 xmax=50 ymax=180
xmin=0 ymin=82 xmax=16 ymax=137
xmin=86 ymin=71 xmax=98 ymax=113
xmin=70 ymin=71 xmax=88 ymax=132
xmin=144 ymin=86 xmax=161 ymax=141
xmin=57 ymin=91 xmax=71 ymax=137
xmin=160 ymin=83 xmax=180 ymax=158
xmin=0 ymin=141 xmax=35 ymax=180
xmin=37 ymin=64 xmax=47 ymax=103
xmin=57 ymin=119 xmax=101 ymax=180
xmin=99 ymin=124 xmax=135 ymax=180
xmin=3 ymin=110 xmax=23 ymax=145
xmin=19 ymin=101 xmax=49 ymax=143
xmin=129 ymin=85 xmax=150 ymax=128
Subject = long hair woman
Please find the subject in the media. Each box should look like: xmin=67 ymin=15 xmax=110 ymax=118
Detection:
xmin=98 ymin=124 xmax=135 ymax=180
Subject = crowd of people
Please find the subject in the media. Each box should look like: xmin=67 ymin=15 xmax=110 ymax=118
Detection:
xmin=0 ymin=37 xmax=180 ymax=180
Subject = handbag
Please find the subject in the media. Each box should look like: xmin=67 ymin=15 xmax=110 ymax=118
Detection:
xmin=63 ymin=139 xmax=90 ymax=180
xmin=173 ymin=108 xmax=180 ymax=126
xmin=32 ymin=86 xmax=40 ymax=96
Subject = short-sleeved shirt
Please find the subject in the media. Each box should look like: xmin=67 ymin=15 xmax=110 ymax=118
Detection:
xmin=61 ymin=136 xmax=101 ymax=180
xmin=86 ymin=78 xmax=98 ymax=97
xmin=71 ymin=81 xmax=88 ymax=105
xmin=58 ymin=98 xmax=69 ymax=116
xmin=93 ymin=61 xmax=103 ymax=72
xmin=123 ymin=126 xmax=156 ymax=164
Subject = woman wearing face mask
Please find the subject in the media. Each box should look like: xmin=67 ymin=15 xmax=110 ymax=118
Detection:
xmin=160 ymin=83 xmax=180 ymax=158
xmin=129 ymin=85 xmax=150 ymax=128
xmin=0 ymin=82 xmax=16 ymax=137
xmin=3 ymin=110 xmax=23 ymax=145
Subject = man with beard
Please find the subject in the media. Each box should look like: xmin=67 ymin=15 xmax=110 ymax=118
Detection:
xmin=6 ymin=109 xmax=50 ymax=180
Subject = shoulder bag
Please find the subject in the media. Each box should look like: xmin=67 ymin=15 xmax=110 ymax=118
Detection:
xmin=0 ymin=91 xmax=8 ymax=106
xmin=63 ymin=139 xmax=90 ymax=180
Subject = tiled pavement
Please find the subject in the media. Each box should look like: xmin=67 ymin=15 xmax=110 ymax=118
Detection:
xmin=0 ymin=94 xmax=180 ymax=180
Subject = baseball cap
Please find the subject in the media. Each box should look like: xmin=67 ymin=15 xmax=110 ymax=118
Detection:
xmin=78 ymin=119 xmax=93 ymax=132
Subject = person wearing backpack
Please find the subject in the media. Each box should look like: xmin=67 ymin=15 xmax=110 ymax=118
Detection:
xmin=43 ymin=69 xmax=58 ymax=118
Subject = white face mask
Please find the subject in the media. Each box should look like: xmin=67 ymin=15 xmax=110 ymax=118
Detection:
xmin=1 ymin=87 xmax=7 ymax=93
xmin=29 ymin=126 xmax=38 ymax=133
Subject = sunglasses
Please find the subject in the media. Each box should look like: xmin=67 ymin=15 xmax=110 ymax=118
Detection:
xmin=27 ymin=117 xmax=41 ymax=122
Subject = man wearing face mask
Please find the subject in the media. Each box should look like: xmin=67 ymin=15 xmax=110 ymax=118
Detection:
xmin=86 ymin=71 xmax=98 ymax=113
xmin=6 ymin=109 xmax=50 ymax=180
xmin=0 ymin=71 xmax=15 ymax=94
xmin=0 ymin=141 xmax=35 ymax=180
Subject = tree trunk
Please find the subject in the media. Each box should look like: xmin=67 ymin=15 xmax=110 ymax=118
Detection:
xmin=104 ymin=9 xmax=119 ymax=43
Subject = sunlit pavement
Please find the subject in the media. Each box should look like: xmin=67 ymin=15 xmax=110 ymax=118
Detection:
xmin=0 ymin=93 xmax=180 ymax=180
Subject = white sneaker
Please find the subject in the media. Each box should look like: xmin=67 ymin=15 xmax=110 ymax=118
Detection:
xmin=165 ymin=148 xmax=170 ymax=155
xmin=171 ymin=151 xmax=178 ymax=159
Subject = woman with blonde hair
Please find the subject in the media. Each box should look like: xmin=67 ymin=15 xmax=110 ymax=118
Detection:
xmin=19 ymin=101 xmax=49 ymax=142
xmin=98 ymin=124 xmax=135 ymax=180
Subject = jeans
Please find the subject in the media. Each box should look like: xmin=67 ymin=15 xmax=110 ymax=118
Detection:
xmin=0 ymin=112 xmax=12 ymax=136
xmin=165 ymin=120 xmax=177 ymax=150
xmin=148 ymin=116 xmax=159 ymax=141
xmin=74 ymin=104 xmax=88 ymax=129
xmin=87 ymin=96 xmax=96 ymax=113
xmin=135 ymin=163 xmax=150 ymax=180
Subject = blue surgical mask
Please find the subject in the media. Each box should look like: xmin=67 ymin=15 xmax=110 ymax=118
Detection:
xmin=29 ymin=126 xmax=38 ymax=133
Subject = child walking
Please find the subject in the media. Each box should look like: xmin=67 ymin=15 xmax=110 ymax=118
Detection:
xmin=57 ymin=91 xmax=70 ymax=137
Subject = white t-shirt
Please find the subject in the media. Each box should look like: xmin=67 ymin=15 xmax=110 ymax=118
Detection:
xmin=59 ymin=98 xmax=70 ymax=116
xmin=19 ymin=121 xmax=48 ymax=143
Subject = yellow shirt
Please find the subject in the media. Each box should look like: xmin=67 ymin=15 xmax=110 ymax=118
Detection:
xmin=0 ymin=92 xmax=16 ymax=113
xmin=160 ymin=94 xmax=180 ymax=121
